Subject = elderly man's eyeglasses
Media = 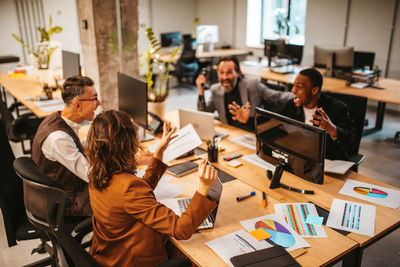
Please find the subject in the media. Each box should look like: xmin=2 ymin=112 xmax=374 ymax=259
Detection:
xmin=78 ymin=97 xmax=99 ymax=102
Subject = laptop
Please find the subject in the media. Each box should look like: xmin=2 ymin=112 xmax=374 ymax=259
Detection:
xmin=179 ymin=109 xmax=228 ymax=141
xmin=160 ymin=177 xmax=223 ymax=230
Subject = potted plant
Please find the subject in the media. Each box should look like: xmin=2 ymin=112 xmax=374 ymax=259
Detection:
xmin=273 ymin=8 xmax=299 ymax=40
xmin=12 ymin=15 xmax=62 ymax=70
xmin=140 ymin=27 xmax=179 ymax=118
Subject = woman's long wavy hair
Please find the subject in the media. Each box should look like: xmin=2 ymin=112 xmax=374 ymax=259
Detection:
xmin=86 ymin=110 xmax=140 ymax=190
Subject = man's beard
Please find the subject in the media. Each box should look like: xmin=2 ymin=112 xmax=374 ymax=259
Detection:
xmin=221 ymin=78 xmax=237 ymax=93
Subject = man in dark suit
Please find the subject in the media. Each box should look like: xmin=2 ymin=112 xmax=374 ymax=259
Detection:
xmin=230 ymin=68 xmax=356 ymax=160
xmin=196 ymin=56 xmax=291 ymax=131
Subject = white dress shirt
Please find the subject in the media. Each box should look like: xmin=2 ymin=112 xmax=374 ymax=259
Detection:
xmin=41 ymin=116 xmax=89 ymax=183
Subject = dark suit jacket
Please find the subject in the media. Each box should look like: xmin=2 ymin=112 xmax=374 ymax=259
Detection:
xmin=89 ymin=158 xmax=216 ymax=267
xmin=198 ymin=78 xmax=292 ymax=124
xmin=281 ymin=93 xmax=356 ymax=160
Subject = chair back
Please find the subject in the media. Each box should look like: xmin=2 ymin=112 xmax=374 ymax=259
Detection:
xmin=13 ymin=157 xmax=100 ymax=267
xmin=0 ymin=95 xmax=16 ymax=140
xmin=323 ymin=92 xmax=367 ymax=156
xmin=0 ymin=120 xmax=41 ymax=246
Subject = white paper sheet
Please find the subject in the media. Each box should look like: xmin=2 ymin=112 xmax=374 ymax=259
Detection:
xmin=326 ymin=198 xmax=375 ymax=236
xmin=34 ymin=99 xmax=65 ymax=112
xmin=242 ymin=153 xmax=276 ymax=171
xmin=274 ymin=203 xmax=327 ymax=238
xmin=240 ymin=214 xmax=310 ymax=252
xmin=339 ymin=179 xmax=400 ymax=209
xmin=205 ymin=229 xmax=273 ymax=267
xmin=136 ymin=170 xmax=183 ymax=201
xmin=148 ymin=124 xmax=202 ymax=163
xmin=229 ymin=134 xmax=257 ymax=150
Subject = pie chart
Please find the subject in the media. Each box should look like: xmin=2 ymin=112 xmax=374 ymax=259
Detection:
xmin=353 ymin=187 xmax=388 ymax=198
xmin=255 ymin=219 xmax=295 ymax=248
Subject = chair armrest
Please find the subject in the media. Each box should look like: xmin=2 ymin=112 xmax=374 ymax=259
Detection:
xmin=348 ymin=154 xmax=365 ymax=166
xmin=71 ymin=217 xmax=92 ymax=246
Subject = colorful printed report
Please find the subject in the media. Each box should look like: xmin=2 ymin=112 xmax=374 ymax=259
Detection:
xmin=326 ymin=198 xmax=376 ymax=236
xmin=275 ymin=203 xmax=327 ymax=238
xmin=339 ymin=179 xmax=400 ymax=209
xmin=240 ymin=214 xmax=310 ymax=252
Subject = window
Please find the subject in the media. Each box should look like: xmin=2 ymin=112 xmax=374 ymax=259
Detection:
xmin=246 ymin=0 xmax=307 ymax=47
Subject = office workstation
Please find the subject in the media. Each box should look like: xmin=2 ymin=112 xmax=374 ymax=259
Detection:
xmin=1 ymin=0 xmax=400 ymax=266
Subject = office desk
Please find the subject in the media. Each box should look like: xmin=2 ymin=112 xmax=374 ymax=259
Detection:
xmin=240 ymin=64 xmax=400 ymax=136
xmin=167 ymin=166 xmax=358 ymax=267
xmin=0 ymin=73 xmax=61 ymax=118
xmin=212 ymin=144 xmax=400 ymax=267
xmin=156 ymin=48 xmax=252 ymax=62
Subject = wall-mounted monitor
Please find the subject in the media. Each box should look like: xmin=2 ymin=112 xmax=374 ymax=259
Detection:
xmin=161 ymin=32 xmax=182 ymax=47
xmin=62 ymin=50 xmax=80 ymax=79
xmin=118 ymin=72 xmax=148 ymax=129
xmin=196 ymin=25 xmax=219 ymax=44
xmin=255 ymin=107 xmax=326 ymax=185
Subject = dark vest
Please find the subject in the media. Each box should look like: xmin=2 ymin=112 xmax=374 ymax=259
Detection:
xmin=32 ymin=112 xmax=90 ymax=216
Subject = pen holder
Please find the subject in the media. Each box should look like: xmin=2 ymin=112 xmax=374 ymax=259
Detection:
xmin=207 ymin=146 xmax=218 ymax=162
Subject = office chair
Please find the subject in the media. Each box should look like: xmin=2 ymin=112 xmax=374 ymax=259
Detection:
xmin=0 ymin=119 xmax=53 ymax=267
xmin=0 ymin=94 xmax=42 ymax=154
xmin=324 ymin=92 xmax=367 ymax=172
xmin=175 ymin=49 xmax=199 ymax=85
xmin=13 ymin=157 xmax=100 ymax=267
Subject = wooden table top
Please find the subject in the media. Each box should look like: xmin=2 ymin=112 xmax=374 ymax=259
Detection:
xmin=240 ymin=64 xmax=400 ymax=104
xmin=0 ymin=73 xmax=62 ymax=118
xmin=166 ymin=169 xmax=358 ymax=267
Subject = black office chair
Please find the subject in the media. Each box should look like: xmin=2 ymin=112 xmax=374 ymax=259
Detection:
xmin=0 ymin=119 xmax=53 ymax=266
xmin=13 ymin=157 xmax=100 ymax=267
xmin=0 ymin=94 xmax=42 ymax=154
xmin=175 ymin=49 xmax=199 ymax=85
xmin=324 ymin=92 xmax=367 ymax=172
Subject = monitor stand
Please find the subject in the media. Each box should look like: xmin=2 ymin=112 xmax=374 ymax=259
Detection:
xmin=267 ymin=162 xmax=314 ymax=194
xmin=138 ymin=126 xmax=155 ymax=143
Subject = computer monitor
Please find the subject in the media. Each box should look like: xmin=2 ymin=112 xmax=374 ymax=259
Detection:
xmin=264 ymin=39 xmax=287 ymax=67
xmin=161 ymin=32 xmax=181 ymax=47
xmin=62 ymin=50 xmax=80 ymax=79
xmin=196 ymin=25 xmax=219 ymax=44
xmin=118 ymin=72 xmax=148 ymax=129
xmin=353 ymin=51 xmax=375 ymax=70
xmin=255 ymin=107 xmax=326 ymax=188
xmin=314 ymin=45 xmax=354 ymax=74
xmin=285 ymin=44 xmax=303 ymax=64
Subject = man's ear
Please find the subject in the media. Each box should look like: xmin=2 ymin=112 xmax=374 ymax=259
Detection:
xmin=73 ymin=101 xmax=82 ymax=112
xmin=311 ymin=86 xmax=320 ymax=95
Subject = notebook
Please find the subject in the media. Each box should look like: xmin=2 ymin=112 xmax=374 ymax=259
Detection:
xmin=160 ymin=177 xmax=223 ymax=230
xmin=179 ymin=109 xmax=228 ymax=141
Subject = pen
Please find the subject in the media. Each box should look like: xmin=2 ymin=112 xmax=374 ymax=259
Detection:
xmin=223 ymin=153 xmax=242 ymax=161
xmin=262 ymin=192 xmax=267 ymax=208
xmin=236 ymin=191 xmax=255 ymax=201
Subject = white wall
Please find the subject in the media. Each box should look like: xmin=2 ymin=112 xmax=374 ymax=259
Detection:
xmin=0 ymin=0 xmax=25 ymax=72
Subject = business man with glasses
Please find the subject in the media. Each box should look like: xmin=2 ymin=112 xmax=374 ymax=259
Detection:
xmin=32 ymin=76 xmax=101 ymax=216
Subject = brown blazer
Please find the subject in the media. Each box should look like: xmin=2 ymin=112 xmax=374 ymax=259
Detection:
xmin=89 ymin=158 xmax=217 ymax=267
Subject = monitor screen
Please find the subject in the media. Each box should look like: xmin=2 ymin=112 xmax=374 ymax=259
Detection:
xmin=161 ymin=32 xmax=181 ymax=47
xmin=264 ymin=39 xmax=287 ymax=58
xmin=62 ymin=50 xmax=80 ymax=79
xmin=314 ymin=45 xmax=354 ymax=71
xmin=353 ymin=51 xmax=375 ymax=69
xmin=118 ymin=72 xmax=148 ymax=129
xmin=255 ymin=107 xmax=326 ymax=184
xmin=196 ymin=25 xmax=219 ymax=44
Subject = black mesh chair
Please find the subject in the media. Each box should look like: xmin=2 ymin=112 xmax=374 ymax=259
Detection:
xmin=0 ymin=95 xmax=42 ymax=154
xmin=13 ymin=157 xmax=99 ymax=267
xmin=0 ymin=119 xmax=52 ymax=266
xmin=324 ymin=92 xmax=367 ymax=172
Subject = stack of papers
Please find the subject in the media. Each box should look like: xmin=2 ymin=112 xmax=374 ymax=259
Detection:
xmin=229 ymin=134 xmax=257 ymax=150
xmin=34 ymin=99 xmax=65 ymax=112
xmin=324 ymin=159 xmax=354 ymax=174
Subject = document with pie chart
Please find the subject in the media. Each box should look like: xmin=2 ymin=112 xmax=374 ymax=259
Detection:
xmin=339 ymin=179 xmax=400 ymax=209
xmin=240 ymin=214 xmax=310 ymax=252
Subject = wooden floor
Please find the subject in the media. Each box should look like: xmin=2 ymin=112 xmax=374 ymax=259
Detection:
xmin=1 ymin=83 xmax=399 ymax=266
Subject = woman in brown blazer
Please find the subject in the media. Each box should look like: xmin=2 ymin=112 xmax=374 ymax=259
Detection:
xmin=85 ymin=110 xmax=218 ymax=267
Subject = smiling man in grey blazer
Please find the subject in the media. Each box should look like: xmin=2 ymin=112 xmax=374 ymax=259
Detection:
xmin=196 ymin=56 xmax=291 ymax=131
